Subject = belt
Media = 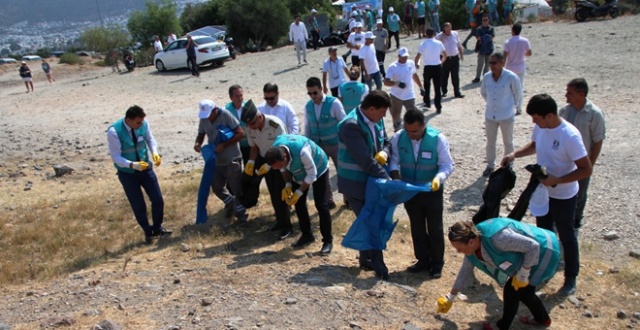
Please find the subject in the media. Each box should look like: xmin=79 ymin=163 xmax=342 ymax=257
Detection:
xmin=447 ymin=55 xmax=459 ymax=58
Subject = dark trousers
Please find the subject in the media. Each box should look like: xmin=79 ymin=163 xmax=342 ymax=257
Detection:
xmin=575 ymin=177 xmax=591 ymax=229
xmin=496 ymin=277 xmax=551 ymax=330
xmin=463 ymin=26 xmax=477 ymax=46
xmin=264 ymin=167 xmax=293 ymax=230
xmin=375 ymin=50 xmax=386 ymax=78
xmin=240 ymin=146 xmax=251 ymax=166
xmin=330 ymin=86 xmax=340 ymax=97
xmin=404 ymin=189 xmax=444 ymax=271
xmin=388 ymin=30 xmax=400 ymax=48
xmin=187 ymin=56 xmax=199 ymax=76
xmin=292 ymin=171 xmax=332 ymax=243
xmin=351 ymin=55 xmax=360 ymax=67
xmin=441 ymin=55 xmax=461 ymax=96
xmin=345 ymin=195 xmax=387 ymax=277
xmin=536 ymin=195 xmax=579 ymax=279
xmin=311 ymin=30 xmax=320 ymax=50
xmin=423 ymin=64 xmax=442 ymax=110
xmin=117 ymin=169 xmax=164 ymax=236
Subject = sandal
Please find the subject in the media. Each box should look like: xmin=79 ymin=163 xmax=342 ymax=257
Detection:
xmin=518 ymin=316 xmax=552 ymax=327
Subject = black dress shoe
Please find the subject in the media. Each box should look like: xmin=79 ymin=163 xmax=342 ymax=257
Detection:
xmin=454 ymin=94 xmax=465 ymax=98
xmin=145 ymin=235 xmax=154 ymax=244
xmin=472 ymin=78 xmax=480 ymax=84
xmin=278 ymin=228 xmax=294 ymax=240
xmin=436 ymin=108 xmax=442 ymax=114
xmin=152 ymin=227 xmax=172 ymax=236
xmin=359 ymin=260 xmax=375 ymax=271
xmin=406 ymin=261 xmax=431 ymax=273
xmin=430 ymin=269 xmax=442 ymax=279
xmin=328 ymin=201 xmax=337 ymax=210
xmin=320 ymin=242 xmax=333 ymax=255
xmin=291 ymin=234 xmax=315 ymax=248
xmin=442 ymin=92 xmax=448 ymax=98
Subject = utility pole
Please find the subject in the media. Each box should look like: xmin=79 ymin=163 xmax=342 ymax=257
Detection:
xmin=96 ymin=0 xmax=105 ymax=27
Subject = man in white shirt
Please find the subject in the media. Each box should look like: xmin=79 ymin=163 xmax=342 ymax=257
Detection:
xmin=436 ymin=22 xmax=465 ymax=99
xmin=289 ymin=15 xmax=309 ymax=65
xmin=383 ymin=47 xmax=425 ymax=132
xmin=167 ymin=32 xmax=177 ymax=44
xmin=346 ymin=23 xmax=365 ymax=66
xmin=480 ymin=52 xmax=522 ymax=177
xmin=503 ymin=22 xmax=532 ymax=113
xmin=414 ymin=28 xmax=446 ymax=114
xmin=359 ymin=31 xmax=382 ymax=91
xmin=153 ymin=35 xmax=163 ymax=53
xmin=259 ymin=82 xmax=300 ymax=135
xmin=322 ymin=47 xmax=350 ymax=97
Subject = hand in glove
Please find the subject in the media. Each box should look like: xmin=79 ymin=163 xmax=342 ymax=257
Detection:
xmin=281 ymin=183 xmax=293 ymax=201
xmin=431 ymin=175 xmax=441 ymax=191
xmin=511 ymin=267 xmax=530 ymax=291
xmin=152 ymin=153 xmax=162 ymax=166
xmin=285 ymin=189 xmax=304 ymax=206
xmin=244 ymin=160 xmax=255 ymax=176
xmin=420 ymin=88 xmax=426 ymax=97
xmin=374 ymin=151 xmax=388 ymax=165
xmin=397 ymin=81 xmax=407 ymax=89
xmin=255 ymin=163 xmax=271 ymax=176
xmin=436 ymin=293 xmax=456 ymax=314
xmin=131 ymin=161 xmax=149 ymax=171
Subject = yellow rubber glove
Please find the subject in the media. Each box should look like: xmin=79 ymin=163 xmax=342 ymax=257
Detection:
xmin=374 ymin=151 xmax=388 ymax=165
xmin=131 ymin=161 xmax=149 ymax=171
xmin=244 ymin=160 xmax=255 ymax=176
xmin=511 ymin=268 xmax=530 ymax=291
xmin=436 ymin=293 xmax=456 ymax=314
xmin=431 ymin=176 xmax=441 ymax=191
xmin=285 ymin=189 xmax=304 ymax=206
xmin=281 ymin=183 xmax=293 ymax=201
xmin=255 ymin=163 xmax=271 ymax=176
xmin=152 ymin=153 xmax=162 ymax=166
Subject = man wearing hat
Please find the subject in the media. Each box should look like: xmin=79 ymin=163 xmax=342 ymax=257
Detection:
xmin=384 ymin=47 xmax=424 ymax=132
xmin=240 ymin=101 xmax=294 ymax=240
xmin=359 ymin=31 xmax=382 ymax=91
xmin=289 ymin=15 xmax=309 ymax=65
xmin=372 ymin=18 xmax=389 ymax=78
xmin=322 ymin=46 xmax=350 ymax=97
xmin=386 ymin=7 xmax=401 ymax=49
xmin=309 ymin=9 xmax=321 ymax=50
xmin=193 ymin=99 xmax=249 ymax=222
xmin=346 ymin=22 xmax=365 ymax=66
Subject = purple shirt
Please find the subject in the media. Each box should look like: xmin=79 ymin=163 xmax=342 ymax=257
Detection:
xmin=504 ymin=35 xmax=531 ymax=74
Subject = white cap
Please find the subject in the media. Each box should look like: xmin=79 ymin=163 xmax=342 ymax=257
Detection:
xmin=389 ymin=6 xmax=395 ymax=11
xmin=198 ymin=99 xmax=215 ymax=119
xmin=398 ymin=47 xmax=410 ymax=57
xmin=376 ymin=18 xmax=383 ymax=24
xmin=352 ymin=4 xmax=357 ymax=8
xmin=366 ymin=4 xmax=371 ymax=9
xmin=529 ymin=184 xmax=549 ymax=217
xmin=351 ymin=11 xmax=357 ymax=17
xmin=356 ymin=22 xmax=363 ymax=28
xmin=364 ymin=31 xmax=376 ymax=39
xmin=311 ymin=8 xmax=317 ymax=13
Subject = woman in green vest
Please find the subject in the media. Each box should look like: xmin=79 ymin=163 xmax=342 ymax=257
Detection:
xmin=436 ymin=218 xmax=559 ymax=330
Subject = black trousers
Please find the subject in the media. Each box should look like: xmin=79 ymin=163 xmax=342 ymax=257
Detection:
xmin=311 ymin=30 xmax=320 ymax=50
xmin=351 ymin=55 xmax=360 ymax=67
xmin=496 ymin=277 xmax=551 ymax=330
xmin=187 ymin=56 xmax=198 ymax=76
xmin=375 ymin=50 xmax=386 ymax=78
xmin=404 ymin=189 xmax=444 ymax=271
xmin=388 ymin=30 xmax=400 ymax=48
xmin=441 ymin=55 xmax=461 ymax=96
xmin=264 ymin=166 xmax=292 ymax=231
xmin=292 ymin=170 xmax=332 ymax=243
xmin=330 ymin=86 xmax=339 ymax=97
xmin=423 ymin=64 xmax=442 ymax=110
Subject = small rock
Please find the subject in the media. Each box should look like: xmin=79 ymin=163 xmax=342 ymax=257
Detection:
xmin=619 ymin=310 xmax=628 ymax=319
xmin=604 ymin=231 xmax=619 ymax=240
xmin=83 ymin=309 xmax=102 ymax=316
xmin=349 ymin=321 xmax=361 ymax=329
xmin=630 ymin=250 xmax=640 ymax=259
xmin=201 ymin=298 xmax=213 ymax=306
xmin=180 ymin=243 xmax=191 ymax=252
xmin=610 ymin=267 xmax=620 ymax=274
xmin=168 ymin=326 xmax=181 ymax=330
xmin=34 ymin=165 xmax=43 ymax=171
xmin=53 ymin=164 xmax=74 ymax=177
xmin=195 ymin=243 xmax=204 ymax=252
xmin=583 ymin=310 xmax=593 ymax=318
xmin=285 ymin=297 xmax=297 ymax=305
xmin=568 ymin=296 xmax=581 ymax=307
xmin=188 ymin=308 xmax=196 ymax=316
xmin=0 ymin=323 xmax=10 ymax=330
xmin=336 ymin=300 xmax=346 ymax=310
xmin=174 ymin=278 xmax=181 ymax=284
xmin=402 ymin=322 xmax=421 ymax=330
xmin=117 ymin=303 xmax=125 ymax=310
xmin=40 ymin=316 xmax=76 ymax=327
xmin=633 ymin=312 xmax=640 ymax=320
xmin=91 ymin=319 xmax=123 ymax=330
xmin=24 ymin=182 xmax=32 ymax=191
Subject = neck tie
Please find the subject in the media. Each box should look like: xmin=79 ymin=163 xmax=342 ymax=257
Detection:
xmin=131 ymin=128 xmax=140 ymax=161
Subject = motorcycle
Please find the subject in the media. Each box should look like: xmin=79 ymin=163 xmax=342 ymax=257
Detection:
xmin=123 ymin=50 xmax=135 ymax=72
xmin=321 ymin=28 xmax=350 ymax=47
xmin=574 ymin=0 xmax=618 ymax=22
xmin=224 ymin=36 xmax=236 ymax=60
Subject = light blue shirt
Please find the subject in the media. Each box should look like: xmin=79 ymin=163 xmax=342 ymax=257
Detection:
xmin=480 ymin=68 xmax=523 ymax=121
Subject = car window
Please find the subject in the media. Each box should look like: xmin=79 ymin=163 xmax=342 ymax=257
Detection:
xmin=177 ymin=40 xmax=187 ymax=48
xmin=196 ymin=37 xmax=217 ymax=44
xmin=166 ymin=41 xmax=180 ymax=51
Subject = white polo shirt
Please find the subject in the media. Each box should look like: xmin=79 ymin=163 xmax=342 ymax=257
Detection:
xmin=417 ymin=38 xmax=446 ymax=65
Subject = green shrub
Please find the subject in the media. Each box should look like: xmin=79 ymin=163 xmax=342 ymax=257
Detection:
xmin=618 ymin=0 xmax=640 ymax=14
xmin=134 ymin=48 xmax=156 ymax=67
xmin=59 ymin=53 xmax=83 ymax=65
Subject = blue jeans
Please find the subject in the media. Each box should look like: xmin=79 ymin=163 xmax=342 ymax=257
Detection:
xmin=430 ymin=13 xmax=440 ymax=33
xmin=365 ymin=71 xmax=383 ymax=91
xmin=117 ymin=169 xmax=164 ymax=235
xmin=489 ymin=8 xmax=500 ymax=25
xmin=536 ymin=195 xmax=578 ymax=279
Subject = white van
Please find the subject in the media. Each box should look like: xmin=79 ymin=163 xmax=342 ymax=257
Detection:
xmin=21 ymin=55 xmax=43 ymax=61
xmin=0 ymin=58 xmax=18 ymax=64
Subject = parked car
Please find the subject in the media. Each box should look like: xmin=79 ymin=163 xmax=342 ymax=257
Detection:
xmin=22 ymin=55 xmax=42 ymax=61
xmin=153 ymin=35 xmax=229 ymax=72
xmin=0 ymin=58 xmax=18 ymax=64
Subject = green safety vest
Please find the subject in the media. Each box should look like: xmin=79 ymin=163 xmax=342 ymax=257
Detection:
xmin=225 ymin=101 xmax=248 ymax=147
xmin=339 ymin=81 xmax=366 ymax=114
xmin=305 ymin=96 xmax=339 ymax=145
xmin=111 ymin=118 xmax=150 ymax=173
xmin=468 ymin=218 xmax=560 ymax=286
xmin=337 ymin=109 xmax=386 ymax=183
xmin=398 ymin=127 xmax=439 ymax=185
xmin=273 ymin=135 xmax=328 ymax=184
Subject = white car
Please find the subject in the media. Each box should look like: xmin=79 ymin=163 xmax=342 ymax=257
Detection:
xmin=153 ymin=35 xmax=229 ymax=72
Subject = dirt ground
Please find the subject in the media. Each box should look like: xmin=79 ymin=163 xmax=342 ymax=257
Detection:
xmin=1 ymin=15 xmax=639 ymax=329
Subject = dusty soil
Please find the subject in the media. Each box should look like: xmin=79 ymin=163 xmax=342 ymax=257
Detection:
xmin=1 ymin=15 xmax=639 ymax=330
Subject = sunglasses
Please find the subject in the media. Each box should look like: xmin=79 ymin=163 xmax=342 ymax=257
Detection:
xmin=307 ymin=91 xmax=319 ymax=96
xmin=264 ymin=96 xmax=276 ymax=101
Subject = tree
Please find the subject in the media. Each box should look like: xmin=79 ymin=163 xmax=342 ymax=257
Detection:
xmin=80 ymin=25 xmax=131 ymax=53
xmin=128 ymin=0 xmax=182 ymax=49
xmin=221 ymin=0 xmax=290 ymax=52
xmin=179 ymin=1 xmax=224 ymax=33
xmin=36 ymin=48 xmax=52 ymax=58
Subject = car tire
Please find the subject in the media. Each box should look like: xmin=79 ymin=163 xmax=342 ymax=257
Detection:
xmin=155 ymin=60 xmax=166 ymax=72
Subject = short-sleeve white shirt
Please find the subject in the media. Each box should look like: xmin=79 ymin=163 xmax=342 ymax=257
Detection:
xmin=385 ymin=59 xmax=417 ymax=100
xmin=322 ymin=57 xmax=348 ymax=88
xmin=347 ymin=32 xmax=365 ymax=56
xmin=417 ymin=38 xmax=446 ymax=65
xmin=359 ymin=43 xmax=380 ymax=74
xmin=504 ymin=35 xmax=531 ymax=74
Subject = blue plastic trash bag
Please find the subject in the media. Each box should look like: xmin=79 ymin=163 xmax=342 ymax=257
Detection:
xmin=196 ymin=144 xmax=216 ymax=224
xmin=342 ymin=177 xmax=432 ymax=251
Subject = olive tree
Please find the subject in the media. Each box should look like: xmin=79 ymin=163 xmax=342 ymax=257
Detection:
xmin=80 ymin=25 xmax=131 ymax=53
xmin=220 ymin=0 xmax=290 ymax=52
xmin=127 ymin=0 xmax=182 ymax=49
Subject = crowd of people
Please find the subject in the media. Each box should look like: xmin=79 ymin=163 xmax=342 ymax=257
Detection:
xmin=105 ymin=5 xmax=607 ymax=330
